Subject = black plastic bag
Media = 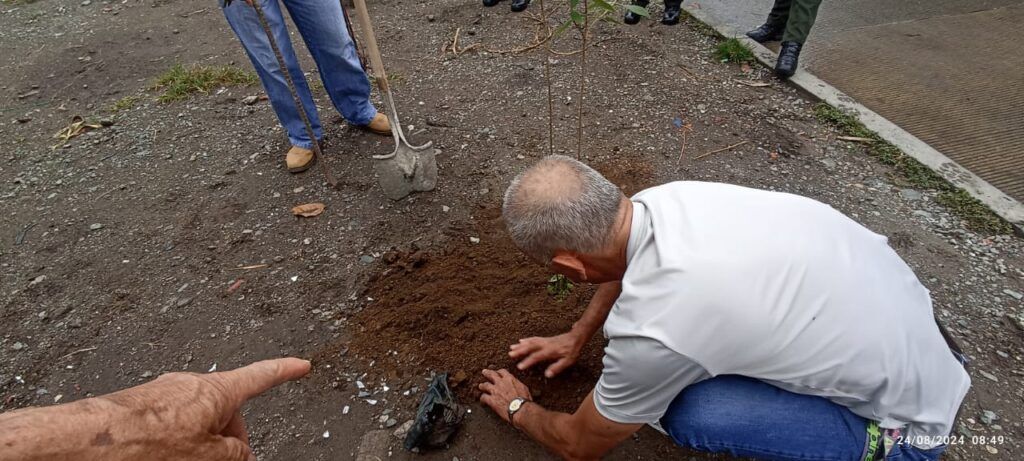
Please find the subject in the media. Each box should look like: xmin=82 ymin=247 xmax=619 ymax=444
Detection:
xmin=404 ymin=373 xmax=467 ymax=451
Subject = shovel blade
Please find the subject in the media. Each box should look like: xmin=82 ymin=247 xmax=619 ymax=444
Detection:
xmin=374 ymin=147 xmax=438 ymax=200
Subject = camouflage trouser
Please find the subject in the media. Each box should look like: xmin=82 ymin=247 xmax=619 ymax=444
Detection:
xmin=766 ymin=0 xmax=823 ymax=44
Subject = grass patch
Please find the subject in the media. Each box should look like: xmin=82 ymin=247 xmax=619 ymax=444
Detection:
xmin=109 ymin=95 xmax=140 ymax=112
xmin=714 ymin=38 xmax=755 ymax=64
xmin=935 ymin=190 xmax=1012 ymax=235
xmin=814 ymin=103 xmax=1012 ymax=235
xmin=151 ymin=63 xmax=257 ymax=102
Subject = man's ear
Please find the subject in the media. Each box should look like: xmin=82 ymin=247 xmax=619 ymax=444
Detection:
xmin=551 ymin=251 xmax=587 ymax=282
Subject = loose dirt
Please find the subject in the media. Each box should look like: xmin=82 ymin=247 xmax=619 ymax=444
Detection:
xmin=348 ymin=209 xmax=602 ymax=412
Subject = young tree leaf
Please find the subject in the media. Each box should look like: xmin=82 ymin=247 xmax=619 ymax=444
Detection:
xmin=592 ymin=0 xmax=615 ymax=13
xmin=570 ymin=10 xmax=585 ymax=26
xmin=554 ymin=19 xmax=574 ymax=37
xmin=625 ymin=4 xmax=650 ymax=17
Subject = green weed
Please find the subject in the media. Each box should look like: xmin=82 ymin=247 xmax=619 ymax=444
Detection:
xmin=547 ymin=274 xmax=574 ymax=301
xmin=714 ymin=38 xmax=755 ymax=64
xmin=151 ymin=64 xmax=257 ymax=102
xmin=935 ymin=190 xmax=1013 ymax=235
xmin=814 ymin=103 xmax=1012 ymax=235
xmin=110 ymin=95 xmax=140 ymax=112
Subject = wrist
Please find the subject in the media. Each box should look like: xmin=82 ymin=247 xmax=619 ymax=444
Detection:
xmin=568 ymin=323 xmax=592 ymax=345
xmin=509 ymin=398 xmax=534 ymax=430
xmin=0 ymin=398 xmax=116 ymax=461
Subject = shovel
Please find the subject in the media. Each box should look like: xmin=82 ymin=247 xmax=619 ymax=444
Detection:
xmin=351 ymin=0 xmax=438 ymax=200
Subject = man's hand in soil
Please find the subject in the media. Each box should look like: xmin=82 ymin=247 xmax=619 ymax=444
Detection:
xmin=0 ymin=358 xmax=311 ymax=461
xmin=479 ymin=369 xmax=641 ymax=460
xmin=478 ymin=369 xmax=533 ymax=423
xmin=510 ymin=281 xmax=622 ymax=378
xmin=509 ymin=332 xmax=585 ymax=378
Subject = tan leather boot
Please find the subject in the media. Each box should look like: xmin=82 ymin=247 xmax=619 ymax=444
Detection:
xmin=285 ymin=146 xmax=315 ymax=173
xmin=365 ymin=113 xmax=391 ymax=135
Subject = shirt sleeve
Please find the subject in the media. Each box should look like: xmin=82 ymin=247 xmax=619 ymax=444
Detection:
xmin=593 ymin=336 xmax=709 ymax=424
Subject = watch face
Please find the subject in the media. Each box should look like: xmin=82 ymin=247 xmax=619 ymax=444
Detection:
xmin=509 ymin=399 xmax=523 ymax=412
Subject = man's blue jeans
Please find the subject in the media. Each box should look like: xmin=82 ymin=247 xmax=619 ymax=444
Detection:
xmin=222 ymin=0 xmax=377 ymax=149
xmin=660 ymin=375 xmax=948 ymax=461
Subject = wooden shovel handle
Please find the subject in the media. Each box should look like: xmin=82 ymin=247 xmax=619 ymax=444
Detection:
xmin=351 ymin=0 xmax=390 ymax=93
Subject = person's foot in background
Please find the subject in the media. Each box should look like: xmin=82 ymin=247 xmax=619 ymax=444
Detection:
xmin=661 ymin=0 xmax=682 ymax=25
xmin=286 ymin=146 xmax=315 ymax=173
xmin=623 ymin=0 xmax=650 ymax=25
xmin=774 ymin=41 xmax=802 ymax=78
xmin=745 ymin=23 xmax=784 ymax=43
xmin=363 ymin=113 xmax=391 ymax=135
xmin=482 ymin=0 xmax=502 ymax=7
xmin=511 ymin=0 xmax=530 ymax=12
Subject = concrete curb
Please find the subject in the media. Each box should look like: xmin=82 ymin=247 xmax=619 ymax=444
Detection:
xmin=683 ymin=5 xmax=1024 ymax=235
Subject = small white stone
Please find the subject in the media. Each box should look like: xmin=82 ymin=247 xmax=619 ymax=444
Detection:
xmin=469 ymin=236 xmax=480 ymax=244
xmin=322 ymin=430 xmax=330 ymax=439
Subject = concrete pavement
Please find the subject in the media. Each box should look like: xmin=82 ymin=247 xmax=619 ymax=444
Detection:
xmin=686 ymin=0 xmax=1024 ymax=213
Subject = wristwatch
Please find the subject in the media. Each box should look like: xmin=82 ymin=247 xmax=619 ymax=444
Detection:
xmin=507 ymin=397 xmax=530 ymax=428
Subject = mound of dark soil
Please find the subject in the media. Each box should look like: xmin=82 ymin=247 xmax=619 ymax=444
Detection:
xmin=347 ymin=211 xmax=603 ymax=413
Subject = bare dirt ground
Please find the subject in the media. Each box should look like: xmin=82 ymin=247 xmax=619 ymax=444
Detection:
xmin=2 ymin=0 xmax=1023 ymax=460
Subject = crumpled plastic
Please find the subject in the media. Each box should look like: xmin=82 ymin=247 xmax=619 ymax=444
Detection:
xmin=404 ymin=373 xmax=467 ymax=451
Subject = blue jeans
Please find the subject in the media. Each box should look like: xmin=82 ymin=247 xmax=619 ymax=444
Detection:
xmin=222 ymin=0 xmax=376 ymax=149
xmin=660 ymin=375 xmax=947 ymax=461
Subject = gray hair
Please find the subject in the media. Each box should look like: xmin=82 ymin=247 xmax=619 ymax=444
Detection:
xmin=502 ymin=155 xmax=624 ymax=263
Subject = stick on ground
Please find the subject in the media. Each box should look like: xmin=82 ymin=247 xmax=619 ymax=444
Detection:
xmin=695 ymin=140 xmax=748 ymax=160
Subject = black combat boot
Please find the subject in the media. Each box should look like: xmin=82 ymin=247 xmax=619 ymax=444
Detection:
xmin=623 ymin=0 xmax=649 ymax=25
xmin=745 ymin=22 xmax=784 ymax=43
xmin=662 ymin=0 xmax=682 ymax=25
xmin=482 ymin=0 xmax=501 ymax=7
xmin=775 ymin=41 xmax=802 ymax=78
xmin=510 ymin=0 xmax=530 ymax=12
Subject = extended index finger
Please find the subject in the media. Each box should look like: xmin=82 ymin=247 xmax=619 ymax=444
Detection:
xmin=214 ymin=358 xmax=312 ymax=405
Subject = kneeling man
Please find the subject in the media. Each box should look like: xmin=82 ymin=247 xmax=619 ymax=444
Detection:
xmin=479 ymin=155 xmax=969 ymax=460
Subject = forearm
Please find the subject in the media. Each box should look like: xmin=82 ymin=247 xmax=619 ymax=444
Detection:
xmin=514 ymin=403 xmax=590 ymax=460
xmin=0 ymin=399 xmax=120 ymax=461
xmin=570 ymin=281 xmax=621 ymax=341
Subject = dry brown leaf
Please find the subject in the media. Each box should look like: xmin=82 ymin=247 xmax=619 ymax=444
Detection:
xmin=292 ymin=202 xmax=325 ymax=217
xmin=52 ymin=115 xmax=103 ymax=149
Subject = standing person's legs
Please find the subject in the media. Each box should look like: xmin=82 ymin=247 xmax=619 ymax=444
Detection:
xmin=767 ymin=0 xmax=793 ymax=28
xmin=281 ymin=0 xmax=377 ymax=127
xmin=782 ymin=0 xmax=822 ymax=44
xmin=659 ymin=375 xmax=877 ymax=461
xmin=223 ymin=0 xmax=323 ymax=149
xmin=747 ymin=0 xmax=789 ymax=42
